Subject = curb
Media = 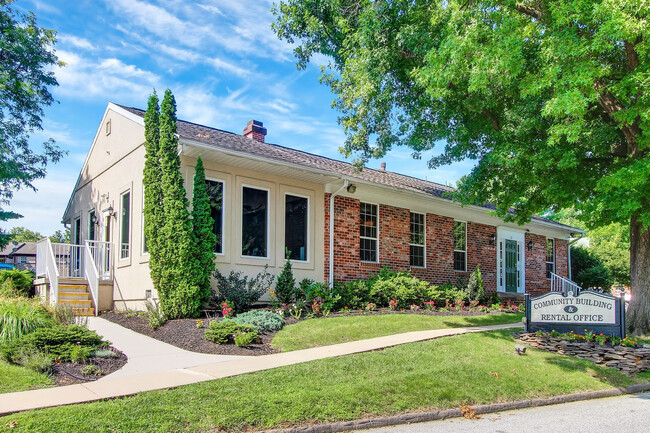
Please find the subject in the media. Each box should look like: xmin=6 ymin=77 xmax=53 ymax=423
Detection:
xmin=263 ymin=383 xmax=650 ymax=433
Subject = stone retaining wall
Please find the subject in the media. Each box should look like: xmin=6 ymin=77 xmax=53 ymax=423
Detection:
xmin=515 ymin=332 xmax=650 ymax=375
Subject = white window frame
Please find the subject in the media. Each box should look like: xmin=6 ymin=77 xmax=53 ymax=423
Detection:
xmin=119 ymin=189 xmax=131 ymax=261
xmin=284 ymin=192 xmax=310 ymax=262
xmin=409 ymin=212 xmax=426 ymax=268
xmin=87 ymin=209 xmax=96 ymax=242
xmin=360 ymin=202 xmax=379 ymax=263
xmin=546 ymin=238 xmax=555 ymax=279
xmin=241 ymin=184 xmax=270 ymax=260
xmin=453 ymin=220 xmax=467 ymax=272
xmin=73 ymin=217 xmax=81 ymax=245
xmin=206 ymin=177 xmax=226 ymax=256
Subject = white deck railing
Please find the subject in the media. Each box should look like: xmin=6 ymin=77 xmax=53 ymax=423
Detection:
xmin=550 ymin=272 xmax=582 ymax=295
xmin=36 ymin=239 xmax=113 ymax=315
xmin=36 ymin=238 xmax=59 ymax=303
xmin=84 ymin=242 xmax=99 ymax=316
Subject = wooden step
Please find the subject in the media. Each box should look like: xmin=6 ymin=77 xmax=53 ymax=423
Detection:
xmin=58 ymin=285 xmax=88 ymax=292
xmin=57 ymin=299 xmax=92 ymax=307
xmin=70 ymin=308 xmax=94 ymax=316
xmin=58 ymin=292 xmax=90 ymax=301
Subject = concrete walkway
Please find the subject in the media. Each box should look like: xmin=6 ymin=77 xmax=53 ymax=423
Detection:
xmin=86 ymin=317 xmax=243 ymax=379
xmin=0 ymin=322 xmax=521 ymax=416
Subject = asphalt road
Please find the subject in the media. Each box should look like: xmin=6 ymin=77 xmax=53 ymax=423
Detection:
xmin=360 ymin=392 xmax=650 ymax=433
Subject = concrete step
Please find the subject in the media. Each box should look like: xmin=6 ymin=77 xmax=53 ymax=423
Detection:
xmin=58 ymin=292 xmax=90 ymax=301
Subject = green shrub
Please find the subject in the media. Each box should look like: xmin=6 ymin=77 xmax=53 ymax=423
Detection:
xmin=275 ymin=254 xmax=296 ymax=304
xmin=212 ymin=266 xmax=275 ymax=313
xmin=93 ymin=349 xmax=117 ymax=358
xmin=234 ymin=329 xmax=259 ymax=347
xmin=571 ymin=247 xmax=614 ymax=291
xmin=204 ymin=321 xmax=256 ymax=345
xmin=15 ymin=348 xmax=52 ymax=373
xmin=333 ymin=280 xmax=372 ymax=310
xmin=370 ymin=274 xmax=435 ymax=307
xmin=434 ymin=283 xmax=467 ymax=305
xmin=145 ymin=299 xmax=167 ymax=329
xmin=0 ymin=297 xmax=54 ymax=342
xmin=228 ymin=310 xmax=284 ymax=332
xmin=299 ymin=281 xmax=341 ymax=313
xmin=81 ymin=364 xmax=102 ymax=376
xmin=465 ymin=266 xmax=486 ymax=303
xmin=1 ymin=324 xmax=108 ymax=363
xmin=70 ymin=345 xmax=94 ymax=363
xmin=0 ymin=269 xmax=35 ymax=297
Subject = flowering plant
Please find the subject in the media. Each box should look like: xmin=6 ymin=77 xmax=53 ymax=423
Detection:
xmin=221 ymin=301 xmax=234 ymax=319
xmin=410 ymin=304 xmax=420 ymax=311
xmin=389 ymin=299 xmax=399 ymax=310
xmin=196 ymin=319 xmax=204 ymax=329
xmin=289 ymin=303 xmax=303 ymax=319
xmin=366 ymin=302 xmax=376 ymax=311
xmin=424 ymin=301 xmax=436 ymax=311
xmin=312 ymin=299 xmax=323 ymax=315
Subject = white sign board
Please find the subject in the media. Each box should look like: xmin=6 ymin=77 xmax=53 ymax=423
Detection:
xmin=530 ymin=291 xmax=616 ymax=324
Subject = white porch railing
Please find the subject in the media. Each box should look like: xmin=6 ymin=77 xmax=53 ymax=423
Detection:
xmin=550 ymin=272 xmax=582 ymax=295
xmin=36 ymin=238 xmax=59 ymax=303
xmin=87 ymin=241 xmax=112 ymax=280
xmin=36 ymin=239 xmax=113 ymax=315
xmin=84 ymin=242 xmax=100 ymax=316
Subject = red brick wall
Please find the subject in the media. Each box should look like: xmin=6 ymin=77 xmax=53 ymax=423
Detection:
xmin=323 ymin=194 xmax=560 ymax=296
xmin=556 ymin=239 xmax=569 ymax=279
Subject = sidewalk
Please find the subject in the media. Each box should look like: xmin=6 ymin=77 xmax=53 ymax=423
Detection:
xmin=0 ymin=322 xmax=521 ymax=416
xmin=86 ymin=317 xmax=243 ymax=379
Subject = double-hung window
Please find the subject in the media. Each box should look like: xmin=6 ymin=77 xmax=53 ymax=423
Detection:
xmin=285 ymin=194 xmax=308 ymax=261
xmin=546 ymin=238 xmax=555 ymax=279
xmin=242 ymin=186 xmax=268 ymax=257
xmin=360 ymin=203 xmax=378 ymax=262
xmin=120 ymin=191 xmax=131 ymax=260
xmin=206 ymin=180 xmax=224 ymax=254
xmin=409 ymin=212 xmax=425 ymax=267
xmin=453 ymin=221 xmax=467 ymax=271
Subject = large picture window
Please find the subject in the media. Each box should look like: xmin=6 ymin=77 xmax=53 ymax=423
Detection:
xmin=409 ymin=212 xmax=425 ymax=267
xmin=242 ymin=186 xmax=268 ymax=257
xmin=120 ymin=191 xmax=131 ymax=260
xmin=360 ymin=203 xmax=378 ymax=262
xmin=453 ymin=221 xmax=466 ymax=271
xmin=206 ymin=180 xmax=224 ymax=254
xmin=285 ymin=194 xmax=308 ymax=261
xmin=546 ymin=238 xmax=555 ymax=279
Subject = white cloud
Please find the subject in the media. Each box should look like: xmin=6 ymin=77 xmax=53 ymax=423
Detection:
xmin=98 ymin=58 xmax=159 ymax=83
xmin=58 ymin=35 xmax=95 ymax=51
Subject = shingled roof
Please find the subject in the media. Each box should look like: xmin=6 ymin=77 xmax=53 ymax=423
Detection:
xmin=118 ymin=105 xmax=578 ymax=232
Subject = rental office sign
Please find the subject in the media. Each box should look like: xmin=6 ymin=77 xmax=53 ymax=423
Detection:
xmin=525 ymin=290 xmax=626 ymax=338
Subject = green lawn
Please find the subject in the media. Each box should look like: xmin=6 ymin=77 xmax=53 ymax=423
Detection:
xmin=0 ymin=360 xmax=52 ymax=394
xmin=272 ymin=312 xmax=523 ymax=351
xmin=1 ymin=329 xmax=643 ymax=433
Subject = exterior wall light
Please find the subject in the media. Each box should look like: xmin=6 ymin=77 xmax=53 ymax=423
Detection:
xmin=527 ymin=240 xmax=533 ymax=251
xmin=489 ymin=234 xmax=496 ymax=245
xmin=106 ymin=206 xmax=115 ymax=218
xmin=346 ymin=184 xmax=357 ymax=193
xmin=90 ymin=213 xmax=99 ymax=225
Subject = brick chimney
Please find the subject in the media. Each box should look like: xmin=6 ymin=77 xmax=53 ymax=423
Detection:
xmin=243 ymin=120 xmax=267 ymax=142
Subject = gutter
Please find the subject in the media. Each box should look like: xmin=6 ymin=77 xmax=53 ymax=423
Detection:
xmin=329 ymin=180 xmax=349 ymax=287
xmin=567 ymin=234 xmax=585 ymax=281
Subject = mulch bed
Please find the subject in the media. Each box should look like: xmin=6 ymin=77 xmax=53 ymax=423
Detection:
xmin=101 ymin=308 xmax=516 ymax=356
xmin=101 ymin=311 xmax=281 ymax=356
xmin=51 ymin=347 xmax=127 ymax=386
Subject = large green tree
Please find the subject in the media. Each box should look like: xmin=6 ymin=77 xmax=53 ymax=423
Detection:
xmin=0 ymin=0 xmax=64 ymax=247
xmin=8 ymin=226 xmax=43 ymax=242
xmin=273 ymin=0 xmax=650 ymax=334
xmin=190 ymin=156 xmax=216 ymax=306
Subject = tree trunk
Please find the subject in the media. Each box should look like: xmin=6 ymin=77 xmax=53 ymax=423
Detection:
xmin=627 ymin=215 xmax=650 ymax=336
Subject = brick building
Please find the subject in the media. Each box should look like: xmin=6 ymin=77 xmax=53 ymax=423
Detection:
xmin=50 ymin=103 xmax=582 ymax=312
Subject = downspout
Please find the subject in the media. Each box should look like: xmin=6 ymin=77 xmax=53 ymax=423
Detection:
xmin=567 ymin=234 xmax=584 ymax=281
xmin=329 ymin=180 xmax=349 ymax=287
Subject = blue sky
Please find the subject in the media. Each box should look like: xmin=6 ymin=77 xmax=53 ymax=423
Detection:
xmin=7 ymin=0 xmax=475 ymax=236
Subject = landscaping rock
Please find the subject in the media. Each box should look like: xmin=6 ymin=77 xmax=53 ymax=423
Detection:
xmin=514 ymin=332 xmax=650 ymax=375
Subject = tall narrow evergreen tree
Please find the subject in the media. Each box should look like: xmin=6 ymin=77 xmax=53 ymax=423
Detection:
xmin=158 ymin=89 xmax=201 ymax=318
xmin=191 ymin=156 xmax=216 ymax=305
xmin=143 ymin=91 xmax=164 ymax=293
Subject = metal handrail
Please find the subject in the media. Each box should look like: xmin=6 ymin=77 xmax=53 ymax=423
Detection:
xmin=550 ymin=272 xmax=581 ymax=295
xmin=84 ymin=241 xmax=99 ymax=316
xmin=86 ymin=240 xmax=112 ymax=280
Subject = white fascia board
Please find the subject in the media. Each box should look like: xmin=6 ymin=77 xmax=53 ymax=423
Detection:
xmin=61 ymin=103 xmax=146 ymax=223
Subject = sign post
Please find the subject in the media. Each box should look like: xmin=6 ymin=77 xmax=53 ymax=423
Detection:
xmin=525 ymin=291 xmax=625 ymax=338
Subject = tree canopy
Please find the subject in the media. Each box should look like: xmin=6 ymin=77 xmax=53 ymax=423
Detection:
xmin=273 ymin=0 xmax=650 ymax=334
xmin=0 ymin=0 xmax=64 ymax=247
